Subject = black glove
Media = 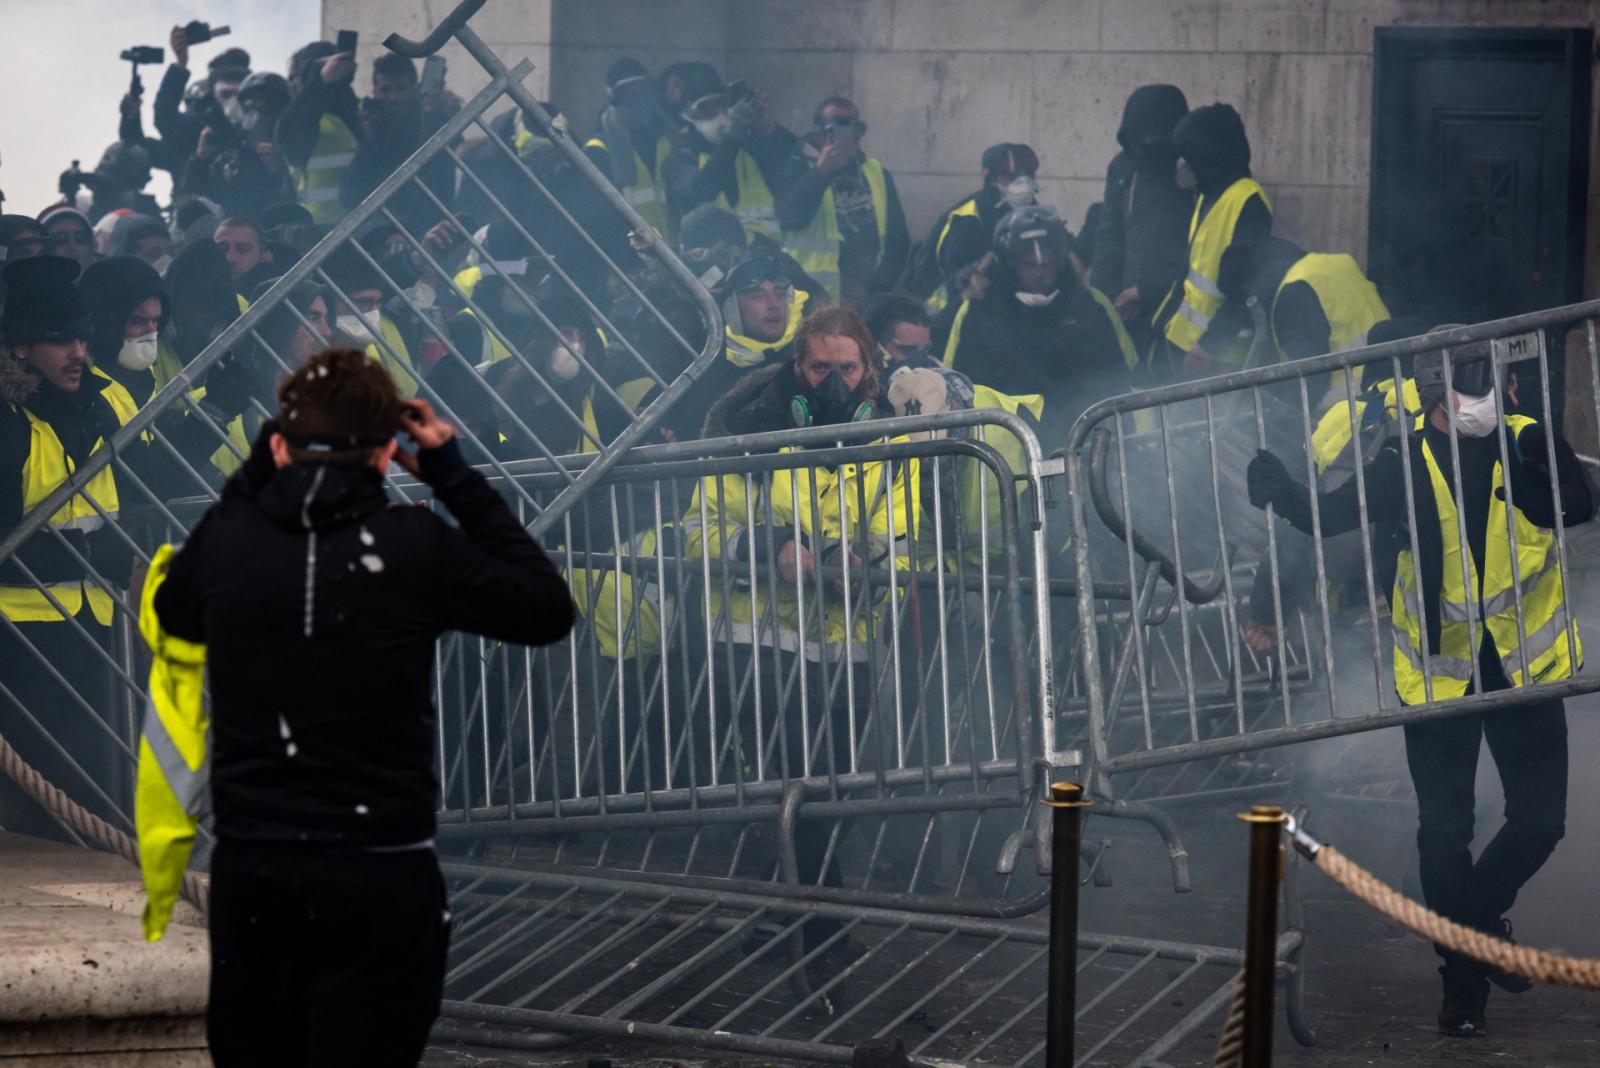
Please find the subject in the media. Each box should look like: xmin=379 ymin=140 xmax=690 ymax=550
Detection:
xmin=1247 ymin=449 xmax=1295 ymax=510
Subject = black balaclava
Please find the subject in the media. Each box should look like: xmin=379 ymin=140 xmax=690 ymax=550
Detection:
xmin=1171 ymin=103 xmax=1252 ymax=197
xmin=1116 ymin=84 xmax=1188 ymax=172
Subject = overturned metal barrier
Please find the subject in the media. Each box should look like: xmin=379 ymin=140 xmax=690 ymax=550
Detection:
xmin=1064 ymin=302 xmax=1600 ymax=805
xmin=0 ymin=2 xmax=720 ymax=840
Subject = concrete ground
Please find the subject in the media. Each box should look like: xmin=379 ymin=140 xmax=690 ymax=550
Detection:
xmin=426 ymin=708 xmax=1600 ymax=1067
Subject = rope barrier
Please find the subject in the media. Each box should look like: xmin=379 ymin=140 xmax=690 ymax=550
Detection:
xmin=1305 ymin=838 xmax=1600 ymax=991
xmin=0 ymin=730 xmax=208 ymax=917
xmin=1211 ymin=976 xmax=1245 ymax=1067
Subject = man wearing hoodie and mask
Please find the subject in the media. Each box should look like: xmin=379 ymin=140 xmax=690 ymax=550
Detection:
xmin=1151 ymin=102 xmax=1272 ymax=377
xmin=1090 ymin=85 xmax=1192 ymax=360
xmin=911 ymin=143 xmax=1041 ymax=311
xmin=1246 ymin=339 xmax=1593 ymax=1038
xmin=584 ymin=58 xmax=675 ymax=242
xmin=662 ymin=65 xmax=795 ymax=243
xmin=935 ymin=205 xmax=1135 ymax=433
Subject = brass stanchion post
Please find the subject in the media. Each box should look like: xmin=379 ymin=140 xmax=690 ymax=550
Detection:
xmin=1238 ymin=805 xmax=1287 ymax=1067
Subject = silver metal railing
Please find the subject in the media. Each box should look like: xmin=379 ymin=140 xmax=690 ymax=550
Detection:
xmin=1064 ymin=300 xmax=1600 ymax=802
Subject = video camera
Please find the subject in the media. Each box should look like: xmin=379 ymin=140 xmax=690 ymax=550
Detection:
xmin=182 ymin=21 xmax=231 ymax=47
xmin=120 ymin=45 xmax=163 ymax=95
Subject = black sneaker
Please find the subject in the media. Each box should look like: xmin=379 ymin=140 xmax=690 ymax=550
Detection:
xmin=1438 ymin=971 xmax=1489 ymax=1038
xmin=1486 ymin=919 xmax=1535 ymax=994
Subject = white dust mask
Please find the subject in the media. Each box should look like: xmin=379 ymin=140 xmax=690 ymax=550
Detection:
xmin=694 ymin=115 xmax=732 ymax=146
xmin=117 ymin=332 xmax=160 ymax=372
xmin=549 ymin=340 xmax=583 ymax=382
xmin=1014 ymin=289 xmax=1059 ymax=308
xmin=1002 ymin=175 xmax=1038 ymax=209
xmin=336 ymin=313 xmax=378 ymax=345
xmin=1451 ymin=390 xmax=1498 ymax=438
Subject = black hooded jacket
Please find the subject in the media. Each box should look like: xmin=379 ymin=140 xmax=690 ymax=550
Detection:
xmin=1090 ymin=85 xmax=1193 ymax=318
xmin=933 ymin=266 xmax=1132 ymax=432
xmin=1164 ymin=103 xmax=1272 ymax=355
xmin=153 ymin=429 xmax=574 ymax=847
xmin=80 ymin=256 xmax=167 ymax=404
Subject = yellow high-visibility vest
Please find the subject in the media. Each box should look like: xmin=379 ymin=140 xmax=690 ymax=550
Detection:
xmin=1391 ymin=413 xmax=1582 ymax=704
xmin=366 ymin=315 xmax=420 ymax=399
xmin=924 ymin=197 xmax=980 ymax=314
xmin=585 ymin=135 xmax=673 ymax=240
xmin=1 ymin=369 xmax=137 ymax=624
xmin=288 ymin=114 xmax=359 ymax=226
xmin=134 ymin=543 xmax=208 ymax=941
xmin=1273 ymin=253 xmax=1390 ymax=358
xmin=699 ymin=149 xmax=779 ymax=243
xmin=781 ymin=156 xmax=888 ymax=301
xmin=1160 ymin=177 xmax=1271 ymax=354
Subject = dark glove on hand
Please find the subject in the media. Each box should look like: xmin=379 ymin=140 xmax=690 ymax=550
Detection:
xmin=1247 ymin=449 xmax=1294 ymax=510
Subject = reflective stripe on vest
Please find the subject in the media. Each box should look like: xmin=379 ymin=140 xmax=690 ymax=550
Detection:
xmin=781 ymin=156 xmax=889 ymax=301
xmin=1272 ymin=252 xmax=1390 ymax=357
xmin=935 ymin=197 xmax=980 ymax=261
xmin=289 ymin=114 xmax=359 ymax=226
xmin=1161 ymin=178 xmax=1271 ymax=353
xmin=1 ymin=370 xmax=136 ymax=624
xmin=701 ymin=150 xmax=779 ymax=242
xmin=586 ymin=135 xmax=672 ymax=238
xmin=1391 ymin=414 xmax=1582 ymax=704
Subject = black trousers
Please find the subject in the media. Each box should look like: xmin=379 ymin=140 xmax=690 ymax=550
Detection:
xmin=1402 ymin=694 xmax=1568 ymax=980
xmin=208 ymin=839 xmax=450 ymax=1068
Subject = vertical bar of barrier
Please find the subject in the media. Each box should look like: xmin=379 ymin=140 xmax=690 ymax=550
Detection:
xmin=1250 ymin=390 xmax=1293 ymax=721
xmin=1295 ymin=378 xmax=1338 ymax=720
xmin=1201 ymin=399 xmax=1246 ymax=734
xmin=1488 ymin=355 xmax=1531 ymax=682
xmin=1533 ymin=331 xmax=1579 ymax=671
xmin=1238 ymin=804 xmax=1286 ymax=1067
xmin=1115 ymin=418 xmax=1159 ymax=744
xmin=1340 ymin=371 xmax=1387 ymax=701
xmin=1156 ymin=405 xmax=1200 ymax=740
xmin=1390 ymin=355 xmax=1433 ymax=707
xmin=1044 ymin=782 xmax=1090 ymax=1068
xmin=1439 ymin=350 xmax=1485 ymax=696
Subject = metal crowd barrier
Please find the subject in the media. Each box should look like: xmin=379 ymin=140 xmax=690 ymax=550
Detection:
xmin=1063 ymin=300 xmax=1600 ymax=808
xmin=0 ymin=1 xmax=720 ymax=841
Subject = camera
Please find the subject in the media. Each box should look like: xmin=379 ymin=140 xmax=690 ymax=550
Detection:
xmin=183 ymin=21 xmax=232 ymax=47
xmin=120 ymin=46 xmax=164 ymax=66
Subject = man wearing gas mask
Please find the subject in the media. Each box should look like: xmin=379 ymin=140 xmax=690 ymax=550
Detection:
xmin=935 ymin=205 xmax=1135 ymax=434
xmin=662 ymin=65 xmax=795 ymax=243
xmin=910 ymin=143 xmax=1041 ymax=313
xmin=1149 ymin=102 xmax=1272 ymax=378
xmin=1089 ymin=85 xmax=1192 ymax=362
xmin=1246 ymin=337 xmax=1595 ymax=1039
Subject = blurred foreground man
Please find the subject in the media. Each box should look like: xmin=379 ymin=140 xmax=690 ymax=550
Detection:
xmin=153 ymin=349 xmax=575 ymax=1066
xmin=1247 ymin=340 xmax=1594 ymax=1037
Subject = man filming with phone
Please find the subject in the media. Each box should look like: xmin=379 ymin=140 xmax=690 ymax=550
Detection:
xmin=151 ymin=348 xmax=575 ymax=1066
xmin=776 ymin=95 xmax=909 ymax=306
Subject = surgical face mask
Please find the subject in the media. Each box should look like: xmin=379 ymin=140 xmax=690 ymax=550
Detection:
xmin=1175 ymin=157 xmax=1197 ymax=191
xmin=999 ymin=174 xmax=1038 ymax=209
xmin=117 ymin=331 xmax=160 ymax=372
xmin=549 ymin=339 xmax=583 ymax=382
xmin=150 ymin=253 xmax=173 ymax=276
xmin=336 ymin=312 xmax=378 ymax=345
xmin=221 ymin=96 xmax=245 ymax=125
xmin=694 ymin=114 xmax=732 ymax=146
xmin=1014 ymin=289 xmax=1059 ymax=308
xmin=1451 ymin=390 xmax=1498 ymax=438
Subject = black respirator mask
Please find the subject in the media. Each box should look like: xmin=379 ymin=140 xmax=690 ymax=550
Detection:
xmin=791 ymin=370 xmax=873 ymax=428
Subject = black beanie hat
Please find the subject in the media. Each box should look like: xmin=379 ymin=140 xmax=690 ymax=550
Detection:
xmin=2 ymin=256 xmax=91 ymax=345
xmin=80 ymin=256 xmax=167 ymax=362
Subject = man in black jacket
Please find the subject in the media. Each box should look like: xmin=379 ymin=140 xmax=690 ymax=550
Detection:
xmin=1089 ymin=85 xmax=1191 ymax=361
xmin=153 ymin=348 xmax=574 ymax=1067
xmin=1247 ymin=340 xmax=1593 ymax=1037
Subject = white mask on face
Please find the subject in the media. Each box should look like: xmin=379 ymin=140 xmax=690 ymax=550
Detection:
xmin=336 ymin=313 xmax=378 ymax=345
xmin=1014 ymin=289 xmax=1059 ymax=308
xmin=694 ymin=114 xmax=732 ymax=146
xmin=221 ymin=96 xmax=244 ymax=125
xmin=1001 ymin=175 xmax=1038 ymax=209
xmin=117 ymin=331 xmax=160 ymax=372
xmin=1451 ymin=390 xmax=1499 ymax=438
xmin=150 ymin=253 xmax=173 ymax=276
xmin=549 ymin=340 xmax=583 ymax=382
